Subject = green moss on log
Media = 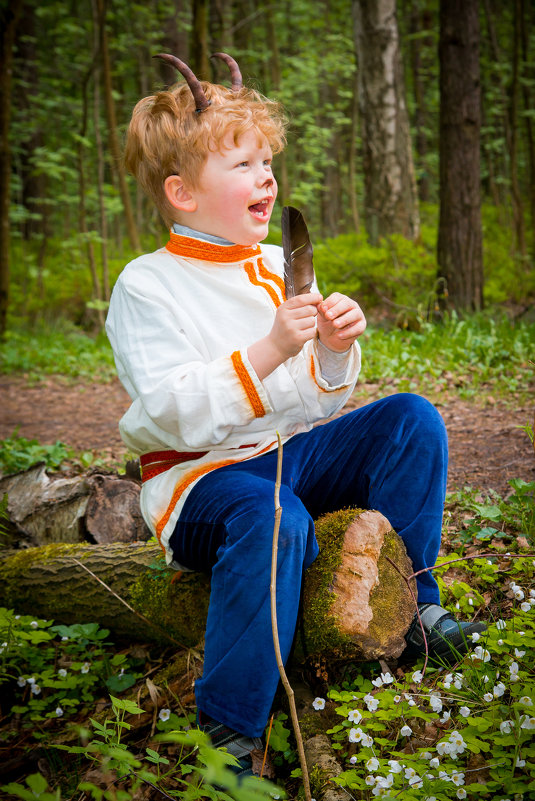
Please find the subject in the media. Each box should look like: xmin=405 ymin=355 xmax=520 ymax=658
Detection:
xmin=128 ymin=563 xmax=210 ymax=647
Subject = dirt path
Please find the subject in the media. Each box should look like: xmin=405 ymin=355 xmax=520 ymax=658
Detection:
xmin=1 ymin=376 xmax=533 ymax=495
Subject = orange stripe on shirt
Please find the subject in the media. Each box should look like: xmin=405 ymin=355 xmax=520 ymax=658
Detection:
xmin=231 ymin=350 xmax=266 ymax=418
xmin=166 ymin=232 xmax=260 ymax=263
xmin=256 ymin=257 xmax=286 ymax=298
xmin=243 ymin=261 xmax=282 ymax=307
xmin=155 ymin=441 xmax=277 ymax=542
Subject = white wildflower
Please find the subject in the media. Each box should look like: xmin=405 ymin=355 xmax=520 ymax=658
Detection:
xmin=493 ymin=682 xmax=506 ymax=698
xmin=412 ymin=670 xmax=424 ymax=683
xmin=388 ymin=760 xmax=402 ymax=773
xmin=365 ymin=776 xmax=376 ymax=786
xmin=483 ymin=692 xmax=493 ymax=703
xmin=471 ymin=646 xmax=491 ymax=662
xmin=26 ymin=677 xmax=35 ymax=685
xmin=361 ymin=734 xmax=374 ymax=747
xmin=520 ymin=715 xmax=535 ymax=730
xmin=349 ymin=727 xmax=363 ymax=743
xmin=516 ymin=757 xmax=526 ymax=767
xmin=393 ymin=694 xmax=401 ymax=703
xmin=519 ymin=696 xmax=533 ymax=706
xmin=515 ymin=648 xmax=526 ymax=658
xmin=55 ymin=706 xmax=63 ymax=717
xmin=348 ymin=709 xmax=362 ymax=723
xmin=440 ymin=711 xmax=451 ymax=723
xmin=496 ymin=619 xmax=506 ymax=630
xmin=459 ymin=706 xmax=471 ymax=718
xmin=520 ymin=602 xmax=530 ymax=612
xmin=500 ymin=720 xmax=514 ymax=734
xmin=31 ymin=684 xmax=41 ymax=695
xmin=454 ymin=673 xmax=464 ymax=689
xmin=349 ymin=755 xmax=357 ymax=764
xmin=364 ymin=693 xmax=379 ymax=712
xmin=430 ymin=757 xmax=440 ymax=769
xmin=471 ymin=631 xmax=480 ymax=642
xmin=312 ymin=697 xmax=325 ymax=710
xmin=30 ymin=621 xmax=39 ymax=629
xmin=437 ymin=740 xmax=452 ymax=756
xmin=513 ymin=588 xmax=525 ymax=601
xmin=58 ymin=668 xmax=67 ymax=678
xmin=430 ymin=696 xmax=443 ymax=713
xmin=400 ymin=725 xmax=412 ymax=737
xmin=17 ymin=676 xmax=26 ymax=687
xmin=451 ymin=771 xmax=464 ymax=787
xmin=498 ymin=639 xmax=504 ymax=646
xmin=158 ymin=708 xmax=171 ymax=722
xmin=80 ymin=662 xmax=90 ymax=674
xmin=366 ymin=757 xmax=379 ymax=772
xmin=457 ymin=790 xmax=467 ymax=799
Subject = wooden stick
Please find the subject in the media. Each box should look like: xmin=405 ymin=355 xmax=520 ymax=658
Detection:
xmin=270 ymin=433 xmax=311 ymax=801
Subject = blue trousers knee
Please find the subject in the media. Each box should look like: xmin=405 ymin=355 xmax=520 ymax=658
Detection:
xmin=169 ymin=393 xmax=448 ymax=737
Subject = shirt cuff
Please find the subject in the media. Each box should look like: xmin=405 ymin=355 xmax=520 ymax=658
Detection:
xmin=315 ymin=336 xmax=353 ymax=386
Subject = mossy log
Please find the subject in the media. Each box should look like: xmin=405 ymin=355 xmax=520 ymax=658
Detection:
xmin=0 ymin=509 xmax=417 ymax=660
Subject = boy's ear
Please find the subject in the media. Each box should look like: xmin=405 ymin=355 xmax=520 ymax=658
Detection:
xmin=164 ymin=175 xmax=197 ymax=213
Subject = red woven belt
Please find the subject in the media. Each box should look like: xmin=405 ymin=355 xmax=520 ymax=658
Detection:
xmin=140 ymin=445 xmax=257 ymax=483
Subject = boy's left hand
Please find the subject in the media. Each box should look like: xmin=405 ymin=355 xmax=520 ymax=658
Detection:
xmin=317 ymin=293 xmax=366 ymax=352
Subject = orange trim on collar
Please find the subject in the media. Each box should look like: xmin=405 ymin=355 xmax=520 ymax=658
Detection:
xmin=166 ymin=231 xmax=261 ymax=263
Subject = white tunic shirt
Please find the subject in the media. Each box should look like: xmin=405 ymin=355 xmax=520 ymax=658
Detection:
xmin=106 ymin=231 xmax=361 ymax=564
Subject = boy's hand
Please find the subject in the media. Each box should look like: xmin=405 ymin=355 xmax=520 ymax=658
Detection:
xmin=248 ymin=293 xmax=322 ymax=380
xmin=317 ymin=293 xmax=366 ymax=352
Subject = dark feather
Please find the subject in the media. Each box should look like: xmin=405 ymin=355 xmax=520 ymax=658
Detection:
xmin=282 ymin=206 xmax=314 ymax=298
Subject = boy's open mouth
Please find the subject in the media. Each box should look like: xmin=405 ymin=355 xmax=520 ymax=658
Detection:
xmin=248 ymin=199 xmax=270 ymax=219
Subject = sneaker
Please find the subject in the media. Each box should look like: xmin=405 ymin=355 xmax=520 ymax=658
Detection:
xmin=402 ymin=603 xmax=487 ymax=665
xmin=197 ymin=711 xmax=265 ymax=780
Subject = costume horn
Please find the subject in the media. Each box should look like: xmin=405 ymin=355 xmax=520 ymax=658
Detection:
xmin=282 ymin=206 xmax=315 ymax=298
xmin=211 ymin=52 xmax=243 ymax=91
xmin=153 ymin=53 xmax=211 ymax=113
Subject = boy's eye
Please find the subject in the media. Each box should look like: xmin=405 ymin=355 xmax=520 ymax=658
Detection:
xmin=237 ymin=161 xmax=248 ymax=167
xmin=263 ymin=159 xmax=272 ymax=167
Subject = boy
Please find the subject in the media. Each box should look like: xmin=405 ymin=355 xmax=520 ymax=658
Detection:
xmin=106 ymin=54 xmax=485 ymax=778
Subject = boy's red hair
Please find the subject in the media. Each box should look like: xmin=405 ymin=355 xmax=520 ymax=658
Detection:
xmin=124 ymin=81 xmax=287 ymax=228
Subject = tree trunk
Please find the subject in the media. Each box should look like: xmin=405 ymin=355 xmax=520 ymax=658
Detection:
xmin=0 ymin=0 xmax=23 ymax=338
xmin=409 ymin=1 xmax=432 ymax=202
xmin=509 ymin=0 xmax=526 ymax=258
xmin=437 ymin=0 xmax=483 ymax=311
xmin=95 ymin=0 xmax=141 ymax=254
xmin=0 ymin=509 xmax=416 ymax=662
xmin=352 ymin=0 xmax=420 ymax=244
xmin=191 ymin=0 xmax=211 ymax=79
xmin=520 ymin=0 xmax=535 ymax=258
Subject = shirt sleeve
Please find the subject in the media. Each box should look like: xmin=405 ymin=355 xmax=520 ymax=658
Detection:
xmin=106 ymin=274 xmax=273 ymax=452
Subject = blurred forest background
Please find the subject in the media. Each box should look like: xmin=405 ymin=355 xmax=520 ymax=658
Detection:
xmin=0 ymin=0 xmax=534 ymax=341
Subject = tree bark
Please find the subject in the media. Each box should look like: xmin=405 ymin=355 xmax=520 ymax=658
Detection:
xmin=0 ymin=509 xmax=416 ymax=662
xmin=437 ymin=0 xmax=483 ymax=311
xmin=0 ymin=0 xmax=23 ymax=338
xmin=95 ymin=0 xmax=141 ymax=254
xmin=352 ymin=0 xmax=420 ymax=244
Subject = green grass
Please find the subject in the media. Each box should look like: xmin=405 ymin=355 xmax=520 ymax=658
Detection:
xmin=359 ymin=312 xmax=534 ymax=401
xmin=0 ymin=323 xmax=116 ymax=382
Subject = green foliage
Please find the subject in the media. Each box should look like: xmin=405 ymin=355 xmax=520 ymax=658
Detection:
xmin=0 ymin=324 xmax=116 ymax=380
xmin=358 ymin=312 xmax=534 ymax=400
xmin=0 ymin=612 xmax=139 ymax=727
xmin=0 ymin=431 xmax=72 ymax=475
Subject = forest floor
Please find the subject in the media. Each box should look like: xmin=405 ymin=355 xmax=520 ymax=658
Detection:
xmin=1 ymin=375 xmax=534 ymax=496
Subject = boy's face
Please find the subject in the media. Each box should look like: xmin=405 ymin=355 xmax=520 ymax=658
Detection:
xmin=186 ymin=128 xmax=277 ymax=246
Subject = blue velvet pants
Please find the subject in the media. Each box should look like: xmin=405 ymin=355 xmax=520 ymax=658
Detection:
xmin=169 ymin=393 xmax=448 ymax=737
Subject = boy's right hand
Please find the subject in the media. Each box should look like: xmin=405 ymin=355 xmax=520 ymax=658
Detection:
xmin=248 ymin=293 xmax=322 ymax=381
xmin=269 ymin=293 xmax=323 ymax=360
